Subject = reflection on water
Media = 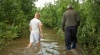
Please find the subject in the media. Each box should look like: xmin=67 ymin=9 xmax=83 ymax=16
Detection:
xmin=0 ymin=27 xmax=82 ymax=55
xmin=5 ymin=41 xmax=69 ymax=55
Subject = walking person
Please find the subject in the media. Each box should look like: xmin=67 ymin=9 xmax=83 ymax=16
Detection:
xmin=27 ymin=12 xmax=43 ymax=48
xmin=62 ymin=4 xmax=80 ymax=51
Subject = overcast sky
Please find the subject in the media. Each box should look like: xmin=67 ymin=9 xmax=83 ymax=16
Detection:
xmin=35 ymin=0 xmax=83 ymax=8
xmin=35 ymin=0 xmax=56 ymax=7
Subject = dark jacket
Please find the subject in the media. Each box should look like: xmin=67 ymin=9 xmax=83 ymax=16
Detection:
xmin=62 ymin=9 xmax=80 ymax=31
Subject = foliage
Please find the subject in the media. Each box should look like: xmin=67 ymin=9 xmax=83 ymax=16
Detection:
xmin=39 ymin=0 xmax=100 ymax=55
xmin=77 ymin=0 xmax=100 ymax=55
xmin=0 ymin=0 xmax=37 ymax=50
xmin=0 ymin=0 xmax=100 ymax=54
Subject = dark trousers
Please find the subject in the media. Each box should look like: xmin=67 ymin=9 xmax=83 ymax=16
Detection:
xmin=65 ymin=26 xmax=77 ymax=50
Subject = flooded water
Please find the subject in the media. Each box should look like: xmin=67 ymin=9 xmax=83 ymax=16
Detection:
xmin=0 ymin=26 xmax=83 ymax=55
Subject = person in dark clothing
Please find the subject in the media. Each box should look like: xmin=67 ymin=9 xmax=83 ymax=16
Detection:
xmin=62 ymin=4 xmax=80 ymax=50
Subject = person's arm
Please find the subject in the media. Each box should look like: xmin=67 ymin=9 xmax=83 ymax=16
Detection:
xmin=29 ymin=26 xmax=32 ymax=32
xmin=76 ymin=12 xmax=80 ymax=26
xmin=39 ymin=23 xmax=43 ymax=38
xmin=29 ymin=21 xmax=32 ymax=32
xmin=62 ymin=13 xmax=66 ymax=32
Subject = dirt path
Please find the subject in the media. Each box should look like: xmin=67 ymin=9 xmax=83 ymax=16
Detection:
xmin=0 ymin=27 xmax=83 ymax=55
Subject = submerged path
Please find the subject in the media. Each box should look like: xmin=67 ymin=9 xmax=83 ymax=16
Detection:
xmin=0 ymin=26 xmax=83 ymax=55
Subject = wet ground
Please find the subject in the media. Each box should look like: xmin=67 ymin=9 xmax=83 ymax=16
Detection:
xmin=0 ymin=27 xmax=83 ymax=55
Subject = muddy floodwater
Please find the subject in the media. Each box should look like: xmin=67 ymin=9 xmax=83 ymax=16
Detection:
xmin=0 ymin=27 xmax=83 ymax=55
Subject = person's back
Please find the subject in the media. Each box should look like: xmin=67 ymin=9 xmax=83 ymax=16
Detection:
xmin=63 ymin=9 xmax=79 ymax=27
xmin=30 ymin=18 xmax=41 ymax=34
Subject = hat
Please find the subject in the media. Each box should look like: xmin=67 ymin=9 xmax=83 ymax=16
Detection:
xmin=67 ymin=4 xmax=73 ymax=9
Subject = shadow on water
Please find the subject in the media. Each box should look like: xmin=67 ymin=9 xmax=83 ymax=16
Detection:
xmin=0 ymin=26 xmax=83 ymax=55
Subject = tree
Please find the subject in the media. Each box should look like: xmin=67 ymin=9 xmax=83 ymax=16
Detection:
xmin=0 ymin=0 xmax=37 ymax=50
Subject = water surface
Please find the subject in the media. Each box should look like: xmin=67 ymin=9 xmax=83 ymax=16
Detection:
xmin=0 ymin=27 xmax=82 ymax=55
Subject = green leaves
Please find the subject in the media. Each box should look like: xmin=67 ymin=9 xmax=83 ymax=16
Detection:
xmin=77 ymin=0 xmax=100 ymax=55
xmin=39 ymin=0 xmax=100 ymax=55
xmin=0 ymin=0 xmax=37 ymax=50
